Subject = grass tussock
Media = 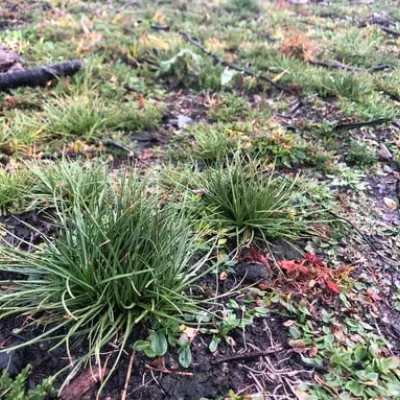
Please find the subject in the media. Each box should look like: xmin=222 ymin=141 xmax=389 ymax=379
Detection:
xmin=0 ymin=178 xmax=212 ymax=389
xmin=190 ymin=158 xmax=317 ymax=245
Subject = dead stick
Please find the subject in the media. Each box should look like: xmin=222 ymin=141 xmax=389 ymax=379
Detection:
xmin=102 ymin=139 xmax=135 ymax=157
xmin=309 ymin=59 xmax=389 ymax=73
xmin=0 ymin=60 xmax=83 ymax=92
xmin=380 ymin=26 xmax=400 ymax=37
xmin=333 ymin=118 xmax=390 ymax=131
xmin=179 ymin=30 xmax=301 ymax=101
xmin=151 ymin=24 xmax=170 ymax=32
xmin=121 ymin=352 xmax=135 ymax=400
xmin=211 ymin=347 xmax=282 ymax=365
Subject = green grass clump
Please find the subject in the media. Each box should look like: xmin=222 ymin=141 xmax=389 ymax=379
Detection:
xmin=339 ymin=93 xmax=399 ymax=120
xmin=0 ymin=366 xmax=55 ymax=400
xmin=345 ymin=142 xmax=377 ymax=168
xmin=0 ymin=112 xmax=46 ymax=153
xmin=109 ymin=101 xmax=165 ymax=132
xmin=209 ymin=94 xmax=247 ymax=123
xmin=44 ymin=94 xmax=108 ymax=139
xmin=192 ymin=158 xmax=315 ymax=244
xmin=321 ymin=71 xmax=372 ymax=100
xmin=0 ymin=180 xmax=210 ymax=389
xmin=0 ymin=168 xmax=35 ymax=212
xmin=191 ymin=124 xmax=236 ymax=163
xmin=30 ymin=161 xmax=109 ymax=209
xmin=225 ymin=0 xmax=261 ymax=14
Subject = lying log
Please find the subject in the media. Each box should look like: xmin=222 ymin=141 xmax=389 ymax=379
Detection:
xmin=0 ymin=60 xmax=83 ymax=92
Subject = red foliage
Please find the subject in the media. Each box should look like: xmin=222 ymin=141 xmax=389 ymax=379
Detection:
xmin=276 ymin=252 xmax=352 ymax=297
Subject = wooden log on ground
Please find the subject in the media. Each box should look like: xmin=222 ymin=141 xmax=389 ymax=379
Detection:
xmin=0 ymin=60 xmax=83 ymax=92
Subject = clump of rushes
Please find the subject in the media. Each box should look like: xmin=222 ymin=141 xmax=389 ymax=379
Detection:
xmin=193 ymin=158 xmax=316 ymax=245
xmin=0 ymin=179 xmax=211 ymax=392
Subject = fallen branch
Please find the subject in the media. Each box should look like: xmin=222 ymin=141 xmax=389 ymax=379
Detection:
xmin=151 ymin=24 xmax=170 ymax=32
xmin=60 ymin=365 xmax=110 ymax=400
xmin=179 ymin=30 xmax=301 ymax=101
xmin=309 ymin=59 xmax=389 ymax=73
xmin=102 ymin=139 xmax=135 ymax=157
xmin=116 ymin=0 xmax=138 ymax=13
xmin=333 ymin=118 xmax=390 ymax=131
xmin=380 ymin=26 xmax=400 ymax=37
xmin=0 ymin=60 xmax=83 ymax=92
xmin=211 ymin=346 xmax=282 ymax=365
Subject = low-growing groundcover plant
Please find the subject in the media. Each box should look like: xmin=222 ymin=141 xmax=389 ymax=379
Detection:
xmin=0 ymin=366 xmax=55 ymax=400
xmin=0 ymin=180 xmax=213 ymax=393
xmin=191 ymin=159 xmax=319 ymax=245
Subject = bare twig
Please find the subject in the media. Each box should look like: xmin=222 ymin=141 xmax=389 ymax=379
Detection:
xmin=380 ymin=26 xmax=400 ymax=37
xmin=333 ymin=118 xmax=390 ymax=131
xmin=309 ymin=59 xmax=389 ymax=73
xmin=211 ymin=346 xmax=282 ymax=365
xmin=179 ymin=30 xmax=302 ymax=101
xmin=123 ymin=84 xmax=143 ymax=94
xmin=151 ymin=24 xmax=170 ymax=32
xmin=116 ymin=0 xmax=138 ymax=13
xmin=102 ymin=139 xmax=135 ymax=157
xmin=121 ymin=352 xmax=135 ymax=400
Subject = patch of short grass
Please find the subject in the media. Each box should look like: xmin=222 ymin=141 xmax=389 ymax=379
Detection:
xmin=0 ymin=167 xmax=35 ymax=212
xmin=110 ymin=101 xmax=165 ymax=132
xmin=44 ymin=94 xmax=109 ymax=139
xmin=190 ymin=123 xmax=236 ymax=163
xmin=209 ymin=94 xmax=248 ymax=123
xmin=225 ymin=0 xmax=261 ymax=15
xmin=339 ymin=93 xmax=400 ymax=120
xmin=0 ymin=112 xmax=46 ymax=154
xmin=345 ymin=141 xmax=378 ymax=168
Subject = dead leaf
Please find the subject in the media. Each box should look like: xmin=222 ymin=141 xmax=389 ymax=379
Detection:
xmin=147 ymin=357 xmax=170 ymax=373
xmin=181 ymin=326 xmax=197 ymax=339
xmin=350 ymin=334 xmax=362 ymax=343
xmin=283 ymin=320 xmax=295 ymax=327
xmin=326 ymin=279 xmax=341 ymax=294
xmin=383 ymin=197 xmax=398 ymax=210
xmin=145 ymin=357 xmax=193 ymax=376
xmin=308 ymin=347 xmax=318 ymax=357
xmin=332 ymin=325 xmax=345 ymax=344
xmin=366 ymin=289 xmax=383 ymax=301
xmin=289 ymin=340 xmax=307 ymax=350
xmin=60 ymin=365 xmax=110 ymax=400
xmin=219 ymin=271 xmax=228 ymax=280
